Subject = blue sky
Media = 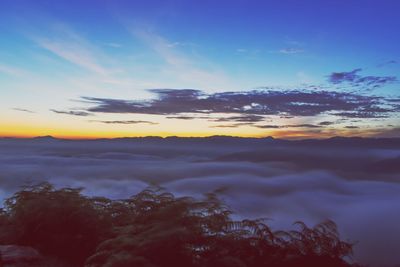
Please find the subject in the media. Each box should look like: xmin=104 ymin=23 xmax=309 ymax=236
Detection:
xmin=0 ymin=0 xmax=399 ymax=138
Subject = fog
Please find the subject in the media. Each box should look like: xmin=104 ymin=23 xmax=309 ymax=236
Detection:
xmin=1 ymin=136 xmax=400 ymax=267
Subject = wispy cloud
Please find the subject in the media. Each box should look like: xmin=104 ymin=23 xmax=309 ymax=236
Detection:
xmin=0 ymin=64 xmax=27 ymax=77
xmin=12 ymin=108 xmax=35 ymax=113
xmin=50 ymin=109 xmax=92 ymax=116
xmin=211 ymin=123 xmax=254 ymax=128
xmin=104 ymin=42 xmax=122 ymax=48
xmin=34 ymin=26 xmax=111 ymax=75
xmin=89 ymin=120 xmax=158 ymax=125
xmin=377 ymin=60 xmax=397 ymax=68
xmin=165 ymin=41 xmax=196 ymax=48
xmin=166 ymin=115 xmax=210 ymax=120
xmin=236 ymin=48 xmax=247 ymax=53
xmin=279 ymin=48 xmax=304 ymax=54
xmin=127 ymin=27 xmax=233 ymax=90
xmin=318 ymin=121 xmax=336 ymax=126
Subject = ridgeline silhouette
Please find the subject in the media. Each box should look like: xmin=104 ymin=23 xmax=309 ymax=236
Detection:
xmin=0 ymin=183 xmax=361 ymax=267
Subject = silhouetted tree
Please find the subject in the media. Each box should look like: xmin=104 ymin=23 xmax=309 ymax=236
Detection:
xmin=85 ymin=189 xmax=358 ymax=267
xmin=0 ymin=183 xmax=360 ymax=267
xmin=3 ymin=182 xmax=112 ymax=266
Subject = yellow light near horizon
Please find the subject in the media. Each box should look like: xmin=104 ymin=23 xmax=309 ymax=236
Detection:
xmin=1 ymin=110 xmax=382 ymax=140
xmin=0 ymin=120 xmax=272 ymax=139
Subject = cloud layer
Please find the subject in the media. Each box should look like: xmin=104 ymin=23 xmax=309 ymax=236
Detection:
xmin=1 ymin=137 xmax=400 ymax=267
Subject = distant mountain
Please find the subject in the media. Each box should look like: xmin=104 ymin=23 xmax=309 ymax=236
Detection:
xmin=1 ymin=135 xmax=400 ymax=148
xmin=32 ymin=135 xmax=57 ymax=141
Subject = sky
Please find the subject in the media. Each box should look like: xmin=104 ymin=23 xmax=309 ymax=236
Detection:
xmin=0 ymin=0 xmax=399 ymax=139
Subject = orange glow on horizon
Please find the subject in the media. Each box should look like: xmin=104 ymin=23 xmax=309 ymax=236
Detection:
xmin=0 ymin=126 xmax=382 ymax=140
xmin=1 ymin=116 xmax=391 ymax=140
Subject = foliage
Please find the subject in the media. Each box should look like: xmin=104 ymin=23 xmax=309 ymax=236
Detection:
xmin=2 ymin=182 xmax=112 ymax=265
xmin=0 ymin=183 xmax=360 ymax=267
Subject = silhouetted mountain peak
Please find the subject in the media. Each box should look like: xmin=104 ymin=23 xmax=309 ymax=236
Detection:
xmin=33 ymin=135 xmax=57 ymax=141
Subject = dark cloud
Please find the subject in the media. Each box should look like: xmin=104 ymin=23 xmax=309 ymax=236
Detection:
xmin=254 ymin=124 xmax=322 ymax=129
xmin=328 ymin=68 xmax=397 ymax=90
xmin=344 ymin=126 xmax=360 ymax=129
xmin=357 ymin=76 xmax=397 ymax=89
xmin=79 ymin=89 xmax=398 ymax=119
xmin=280 ymin=115 xmax=295 ymax=119
xmin=169 ymin=115 xmax=275 ymax=127
xmin=211 ymin=115 xmax=266 ymax=123
xmin=50 ymin=109 xmax=92 ymax=116
xmin=329 ymin=68 xmax=363 ymax=84
xmin=255 ymin=125 xmax=281 ymax=129
xmin=166 ymin=116 xmax=208 ymax=120
xmin=211 ymin=123 xmax=254 ymax=128
xmin=386 ymin=98 xmax=400 ymax=103
xmin=319 ymin=121 xmax=335 ymax=126
xmin=288 ymin=124 xmax=322 ymax=128
xmin=12 ymin=108 xmax=35 ymax=113
xmin=90 ymin=120 xmax=158 ymax=125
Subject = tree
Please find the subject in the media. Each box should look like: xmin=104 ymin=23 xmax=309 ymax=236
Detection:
xmin=1 ymin=184 xmax=360 ymax=267
xmin=85 ymin=189 xmax=358 ymax=267
xmin=4 ymin=182 xmax=112 ymax=266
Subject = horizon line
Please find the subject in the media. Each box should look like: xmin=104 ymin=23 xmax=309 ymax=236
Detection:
xmin=1 ymin=134 xmax=398 ymax=141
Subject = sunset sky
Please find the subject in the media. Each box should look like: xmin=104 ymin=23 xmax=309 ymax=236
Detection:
xmin=1 ymin=0 xmax=399 ymax=139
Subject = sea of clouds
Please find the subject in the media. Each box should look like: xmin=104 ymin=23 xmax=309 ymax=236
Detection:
xmin=0 ymin=137 xmax=399 ymax=267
